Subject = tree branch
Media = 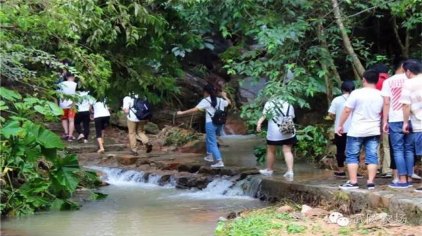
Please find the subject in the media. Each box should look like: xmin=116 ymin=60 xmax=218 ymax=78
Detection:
xmin=392 ymin=16 xmax=408 ymax=57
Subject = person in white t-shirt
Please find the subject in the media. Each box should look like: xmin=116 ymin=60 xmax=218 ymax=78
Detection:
xmin=256 ymin=98 xmax=296 ymax=179
xmin=58 ymin=72 xmax=77 ymax=141
xmin=176 ymin=84 xmax=230 ymax=168
xmin=328 ymin=81 xmax=355 ymax=177
xmin=337 ymin=69 xmax=384 ymax=190
xmin=122 ymin=94 xmax=152 ymax=155
xmin=75 ymin=88 xmax=95 ymax=144
xmin=93 ymin=99 xmax=111 ymax=154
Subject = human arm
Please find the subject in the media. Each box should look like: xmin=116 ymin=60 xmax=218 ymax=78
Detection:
xmin=402 ymin=104 xmax=411 ymax=134
xmin=400 ymin=81 xmax=411 ymax=134
xmin=220 ymin=91 xmax=231 ymax=106
xmin=256 ymin=116 xmax=266 ymax=132
xmin=176 ymin=107 xmax=200 ymax=116
xmin=382 ymin=96 xmax=390 ymax=133
xmin=336 ymin=107 xmax=352 ymax=136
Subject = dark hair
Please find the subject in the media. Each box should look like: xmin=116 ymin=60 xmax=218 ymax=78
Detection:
xmin=402 ymin=59 xmax=422 ymax=75
xmin=393 ymin=57 xmax=407 ymax=71
xmin=65 ymin=71 xmax=74 ymax=79
xmin=371 ymin=63 xmax=389 ymax=74
xmin=203 ymin=84 xmax=217 ymax=107
xmin=363 ymin=69 xmax=379 ymax=84
xmin=341 ymin=80 xmax=355 ymax=92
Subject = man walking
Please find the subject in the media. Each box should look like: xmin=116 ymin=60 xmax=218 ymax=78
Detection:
xmin=400 ymin=60 xmax=422 ymax=192
xmin=337 ymin=69 xmax=384 ymax=190
xmin=58 ymin=72 xmax=77 ymax=141
xmin=123 ymin=94 xmax=153 ymax=155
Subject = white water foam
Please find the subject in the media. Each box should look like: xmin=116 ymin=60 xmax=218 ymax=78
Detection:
xmin=87 ymin=166 xmax=159 ymax=188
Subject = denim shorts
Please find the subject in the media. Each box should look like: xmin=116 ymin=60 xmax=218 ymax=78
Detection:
xmin=346 ymin=135 xmax=380 ymax=165
xmin=408 ymin=132 xmax=422 ymax=156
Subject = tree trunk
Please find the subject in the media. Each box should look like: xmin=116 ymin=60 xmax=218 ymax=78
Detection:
xmin=392 ymin=16 xmax=409 ymax=58
xmin=331 ymin=0 xmax=365 ymax=77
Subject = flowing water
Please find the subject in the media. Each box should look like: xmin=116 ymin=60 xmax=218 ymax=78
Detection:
xmin=1 ymin=135 xmax=266 ymax=236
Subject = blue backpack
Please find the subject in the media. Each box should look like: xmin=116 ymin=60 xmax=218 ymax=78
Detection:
xmin=131 ymin=98 xmax=152 ymax=120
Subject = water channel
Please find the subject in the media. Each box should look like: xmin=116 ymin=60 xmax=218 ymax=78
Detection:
xmin=1 ymin=136 xmax=269 ymax=236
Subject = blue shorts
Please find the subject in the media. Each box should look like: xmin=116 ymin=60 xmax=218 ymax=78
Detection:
xmin=346 ymin=135 xmax=380 ymax=165
xmin=408 ymin=132 xmax=422 ymax=156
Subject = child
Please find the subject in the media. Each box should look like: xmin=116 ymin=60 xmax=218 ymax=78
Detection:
xmin=92 ymin=99 xmax=111 ymax=154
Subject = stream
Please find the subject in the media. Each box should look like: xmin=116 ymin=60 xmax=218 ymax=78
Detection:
xmin=1 ymin=135 xmax=267 ymax=236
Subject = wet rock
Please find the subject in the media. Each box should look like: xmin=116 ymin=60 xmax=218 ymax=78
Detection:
xmin=227 ymin=211 xmax=241 ymax=219
xmin=198 ymin=166 xmax=215 ymax=175
xmin=137 ymin=159 xmax=151 ymax=165
xmin=224 ymin=113 xmax=248 ymax=135
xmin=117 ymin=155 xmax=138 ymax=166
xmin=175 ymin=177 xmax=189 ymax=189
xmin=162 ymin=163 xmax=180 ymax=171
xmin=220 ymin=168 xmax=235 ymax=176
xmin=301 ymin=204 xmax=313 ymax=214
xmin=178 ymin=164 xmax=191 ymax=172
xmin=158 ymin=175 xmax=171 ymax=186
xmin=277 ymin=205 xmax=294 ymax=213
xmin=178 ymin=140 xmax=206 ymax=154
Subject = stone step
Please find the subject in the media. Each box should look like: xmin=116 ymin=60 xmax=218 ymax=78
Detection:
xmin=67 ymin=143 xmax=127 ymax=153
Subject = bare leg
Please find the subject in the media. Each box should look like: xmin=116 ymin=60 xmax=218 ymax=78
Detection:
xmin=68 ymin=118 xmax=75 ymax=138
xmin=61 ymin=119 xmax=69 ymax=135
xmin=347 ymin=163 xmax=359 ymax=183
xmin=266 ymin=145 xmax=276 ymax=171
xmin=282 ymin=145 xmax=294 ymax=173
xmin=367 ymin=164 xmax=378 ymax=183
xmin=97 ymin=137 xmax=104 ymax=153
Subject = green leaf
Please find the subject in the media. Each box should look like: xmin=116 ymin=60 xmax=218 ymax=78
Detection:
xmin=37 ymin=128 xmax=64 ymax=149
xmin=0 ymin=87 xmax=22 ymax=101
xmin=0 ymin=120 xmax=21 ymax=138
xmin=50 ymin=199 xmax=65 ymax=210
xmin=47 ymin=102 xmax=63 ymax=116
xmin=51 ymin=168 xmax=79 ymax=193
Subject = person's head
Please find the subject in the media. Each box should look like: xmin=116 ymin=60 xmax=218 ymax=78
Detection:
xmin=372 ymin=63 xmax=389 ymax=75
xmin=362 ymin=69 xmax=379 ymax=86
xmin=393 ymin=57 xmax=407 ymax=74
xmin=65 ymin=72 xmax=75 ymax=81
xmin=402 ymin=59 xmax=422 ymax=79
xmin=341 ymin=80 xmax=355 ymax=93
xmin=203 ymin=84 xmax=217 ymax=107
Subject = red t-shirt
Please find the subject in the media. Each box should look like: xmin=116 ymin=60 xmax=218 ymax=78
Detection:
xmin=376 ymin=73 xmax=389 ymax=90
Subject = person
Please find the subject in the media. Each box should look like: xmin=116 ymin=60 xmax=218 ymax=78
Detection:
xmin=400 ymin=59 xmax=422 ymax=192
xmin=256 ymin=97 xmax=297 ymax=179
xmin=122 ymin=94 xmax=153 ymax=155
xmin=58 ymin=72 xmax=77 ymax=141
xmin=373 ymin=64 xmax=392 ymax=177
xmin=176 ymin=84 xmax=230 ymax=168
xmin=93 ymin=99 xmax=111 ymax=154
xmin=337 ymin=69 xmax=384 ymax=190
xmin=75 ymin=88 xmax=94 ymax=144
xmin=328 ymin=81 xmax=355 ymax=177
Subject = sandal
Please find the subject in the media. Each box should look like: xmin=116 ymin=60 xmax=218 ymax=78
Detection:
xmin=97 ymin=149 xmax=105 ymax=154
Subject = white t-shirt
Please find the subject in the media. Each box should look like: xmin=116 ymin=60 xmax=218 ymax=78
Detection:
xmin=345 ymin=87 xmax=383 ymax=137
xmin=58 ymin=81 xmax=77 ymax=109
xmin=122 ymin=96 xmax=139 ymax=122
xmin=263 ymin=99 xmax=295 ymax=141
xmin=76 ymin=91 xmax=95 ymax=112
xmin=93 ymin=101 xmax=110 ymax=118
xmin=328 ymin=94 xmax=351 ymax=133
xmin=381 ymin=73 xmax=407 ymax=122
xmin=196 ymin=97 xmax=229 ymax=123
xmin=400 ymin=74 xmax=422 ymax=132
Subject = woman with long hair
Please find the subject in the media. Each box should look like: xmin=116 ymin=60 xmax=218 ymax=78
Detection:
xmin=177 ymin=84 xmax=230 ymax=168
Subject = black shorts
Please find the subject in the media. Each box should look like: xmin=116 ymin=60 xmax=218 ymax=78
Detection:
xmin=266 ymin=136 xmax=297 ymax=146
xmin=94 ymin=116 xmax=110 ymax=138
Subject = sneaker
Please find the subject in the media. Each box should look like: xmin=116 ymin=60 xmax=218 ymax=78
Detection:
xmin=259 ymin=169 xmax=274 ymax=176
xmin=211 ymin=161 xmax=224 ymax=168
xmin=411 ymin=173 xmax=422 ymax=180
xmin=67 ymin=136 xmax=75 ymax=142
xmin=204 ymin=155 xmax=214 ymax=162
xmin=146 ymin=144 xmax=153 ymax=153
xmin=408 ymin=181 xmax=413 ymax=187
xmin=77 ymin=133 xmax=85 ymax=141
xmin=382 ymin=172 xmax=393 ymax=178
xmin=61 ymin=133 xmax=69 ymax=140
xmin=415 ymin=187 xmax=422 ymax=193
xmin=392 ymin=178 xmax=399 ymax=184
xmin=388 ymin=182 xmax=409 ymax=189
xmin=339 ymin=181 xmax=359 ymax=190
xmin=83 ymin=139 xmax=88 ymax=144
xmin=367 ymin=183 xmax=375 ymax=190
xmin=334 ymin=172 xmax=346 ymax=178
xmin=283 ymin=171 xmax=294 ymax=179
xmin=357 ymin=173 xmax=364 ymax=179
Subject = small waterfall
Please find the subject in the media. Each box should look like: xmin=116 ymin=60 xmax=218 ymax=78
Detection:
xmin=88 ymin=166 xmax=262 ymax=199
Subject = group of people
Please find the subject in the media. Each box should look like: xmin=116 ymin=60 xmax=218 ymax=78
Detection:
xmin=329 ymin=59 xmax=421 ymax=192
xmin=57 ymin=72 xmax=153 ymax=155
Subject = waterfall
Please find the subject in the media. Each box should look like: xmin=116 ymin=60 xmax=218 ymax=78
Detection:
xmin=87 ymin=166 xmax=261 ymax=199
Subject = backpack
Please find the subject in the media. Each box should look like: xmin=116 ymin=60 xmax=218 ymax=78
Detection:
xmin=272 ymin=102 xmax=295 ymax=135
xmin=207 ymin=99 xmax=227 ymax=125
xmin=130 ymin=97 xmax=152 ymax=120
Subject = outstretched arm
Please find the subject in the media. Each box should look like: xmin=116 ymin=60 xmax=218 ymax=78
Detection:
xmin=177 ymin=107 xmax=200 ymax=116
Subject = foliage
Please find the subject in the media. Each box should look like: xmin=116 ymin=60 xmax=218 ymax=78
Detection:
xmin=0 ymin=88 xmax=103 ymax=216
xmin=295 ymin=125 xmax=330 ymax=161
xmin=164 ymin=128 xmax=201 ymax=147
xmin=253 ymin=145 xmax=267 ymax=164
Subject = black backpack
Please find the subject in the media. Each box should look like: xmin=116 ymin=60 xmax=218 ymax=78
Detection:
xmin=207 ymin=99 xmax=227 ymax=125
xmin=131 ymin=98 xmax=152 ymax=120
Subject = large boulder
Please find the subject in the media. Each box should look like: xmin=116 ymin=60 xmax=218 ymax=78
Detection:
xmin=224 ymin=113 xmax=248 ymax=135
xmin=144 ymin=122 xmax=160 ymax=134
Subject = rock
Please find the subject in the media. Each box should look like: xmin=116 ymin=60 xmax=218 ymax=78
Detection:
xmin=144 ymin=122 xmax=160 ymax=134
xmin=162 ymin=163 xmax=180 ymax=171
xmin=224 ymin=113 xmax=248 ymax=135
xmin=158 ymin=175 xmax=171 ymax=186
xmin=178 ymin=140 xmax=206 ymax=154
xmin=304 ymin=208 xmax=329 ymax=218
xmin=110 ymin=111 xmax=128 ymax=128
xmin=238 ymin=77 xmax=266 ymax=104
xmin=276 ymin=205 xmax=294 ymax=213
xmin=218 ymin=217 xmax=228 ymax=222
xmin=227 ymin=212 xmax=239 ymax=219
xmin=301 ymin=204 xmax=313 ymax=214
xmin=117 ymin=155 xmax=138 ymax=165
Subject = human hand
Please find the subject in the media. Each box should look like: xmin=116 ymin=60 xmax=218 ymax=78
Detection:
xmin=403 ymin=122 xmax=409 ymax=134
xmin=221 ymin=91 xmax=228 ymax=98
xmin=336 ymin=126 xmax=344 ymax=136
xmin=382 ymin=122 xmax=389 ymax=133
xmin=256 ymin=124 xmax=262 ymax=132
xmin=176 ymin=111 xmax=183 ymax=116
